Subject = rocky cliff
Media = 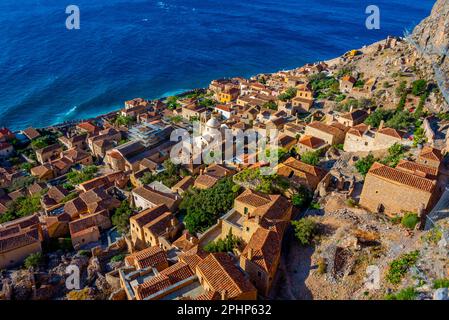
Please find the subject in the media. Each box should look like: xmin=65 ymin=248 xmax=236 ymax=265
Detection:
xmin=411 ymin=0 xmax=449 ymax=107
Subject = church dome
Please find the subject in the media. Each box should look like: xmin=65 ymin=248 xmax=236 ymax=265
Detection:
xmin=206 ymin=117 xmax=220 ymax=128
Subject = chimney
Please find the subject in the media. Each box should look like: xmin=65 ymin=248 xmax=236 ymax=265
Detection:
xmin=221 ymin=290 xmax=228 ymax=301
xmin=379 ymin=120 xmax=384 ymax=130
xmin=170 ymin=218 xmax=176 ymax=227
xmin=248 ymin=248 xmax=253 ymax=260
xmin=189 ymin=235 xmax=194 ymax=244
xmin=255 ymin=214 xmax=261 ymax=224
xmin=349 ymin=105 xmax=354 ymax=113
xmin=310 ymin=115 xmax=314 ymax=123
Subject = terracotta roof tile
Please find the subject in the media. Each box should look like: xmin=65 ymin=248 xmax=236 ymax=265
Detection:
xmin=196 ymin=253 xmax=256 ymax=299
xmin=368 ymin=162 xmax=436 ymax=193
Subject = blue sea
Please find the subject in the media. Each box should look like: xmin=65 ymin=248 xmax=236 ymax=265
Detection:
xmin=0 ymin=0 xmax=435 ymax=131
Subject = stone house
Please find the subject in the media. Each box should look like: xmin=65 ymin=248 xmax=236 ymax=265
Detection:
xmin=304 ymin=121 xmax=347 ymax=146
xmin=35 ymin=144 xmax=63 ymax=164
xmin=359 ymin=149 xmax=444 ymax=217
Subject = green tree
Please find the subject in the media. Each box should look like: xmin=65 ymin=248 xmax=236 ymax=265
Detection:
xmin=364 ymin=109 xmax=395 ymax=128
xmin=411 ymin=79 xmax=427 ymax=96
xmin=114 ymin=115 xmax=134 ymax=127
xmin=385 ymin=111 xmax=415 ymax=130
xmin=166 ymin=96 xmax=180 ymax=110
xmin=292 ymin=218 xmax=317 ymax=246
xmin=401 ymin=212 xmax=419 ymax=230
xmin=24 ymin=252 xmax=44 ymax=269
xmin=278 ymin=87 xmax=297 ymax=101
xmin=381 ymin=143 xmax=406 ymax=167
xmin=263 ymin=101 xmax=278 ymax=110
xmin=182 ymin=178 xmax=240 ymax=234
xmin=301 ymin=150 xmax=320 ymax=166
xmin=355 ymin=154 xmax=376 ymax=177
xmin=291 ymin=187 xmax=312 ymax=209
xmin=67 ymin=165 xmax=98 ymax=185
xmin=386 ymin=250 xmax=420 ymax=285
xmin=204 ymin=230 xmax=241 ymax=253
xmin=111 ymin=201 xmax=133 ymax=234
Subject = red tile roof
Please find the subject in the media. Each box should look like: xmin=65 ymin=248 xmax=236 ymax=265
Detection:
xmin=242 ymin=227 xmax=281 ymax=272
xmin=368 ymin=162 xmax=436 ymax=193
xmin=196 ymin=253 xmax=256 ymax=299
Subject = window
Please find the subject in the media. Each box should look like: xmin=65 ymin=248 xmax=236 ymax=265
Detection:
xmin=246 ymin=227 xmax=250 ymax=232
xmin=244 ymin=207 xmax=248 ymax=215
xmin=258 ymin=271 xmax=262 ymax=279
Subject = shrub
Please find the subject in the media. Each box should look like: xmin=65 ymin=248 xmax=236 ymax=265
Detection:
xmin=433 ymin=278 xmax=449 ymax=289
xmin=291 ymin=188 xmax=312 ymax=209
xmin=301 ymin=150 xmax=321 ymax=166
xmin=182 ymin=178 xmax=240 ymax=234
xmin=317 ymin=258 xmax=327 ymax=274
xmin=385 ymin=287 xmax=417 ymax=300
xmin=111 ymin=201 xmax=133 ymax=234
xmin=204 ymin=230 xmax=241 ymax=253
xmin=24 ymin=252 xmax=44 ymax=269
xmin=292 ymin=218 xmax=317 ymax=246
xmin=309 ymin=202 xmax=321 ymax=210
xmin=401 ymin=212 xmax=419 ymax=230
xmin=110 ymin=254 xmax=125 ymax=263
xmin=78 ymin=250 xmax=91 ymax=258
xmin=411 ymin=79 xmax=427 ymax=96
xmin=355 ymin=154 xmax=376 ymax=177
xmin=386 ymin=251 xmax=420 ymax=285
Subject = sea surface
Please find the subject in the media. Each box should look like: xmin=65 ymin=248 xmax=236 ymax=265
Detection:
xmin=0 ymin=0 xmax=435 ymax=131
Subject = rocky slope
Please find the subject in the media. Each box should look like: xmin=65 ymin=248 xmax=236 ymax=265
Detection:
xmin=410 ymin=0 xmax=449 ymax=109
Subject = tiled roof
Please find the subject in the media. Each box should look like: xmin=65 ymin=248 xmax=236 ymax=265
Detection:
xmin=0 ymin=228 xmax=40 ymax=253
xmin=419 ymin=146 xmax=443 ymax=162
xmin=341 ymin=109 xmax=368 ymax=121
xmin=307 ymin=121 xmax=344 ymax=136
xmin=196 ymin=253 xmax=256 ymax=299
xmin=377 ymin=127 xmax=405 ymax=139
xmin=136 ymin=262 xmax=194 ymax=299
xmin=172 ymin=232 xmax=199 ymax=252
xmin=143 ymin=212 xmax=176 ymax=237
xmin=194 ymin=174 xmax=218 ymax=189
xmin=396 ymin=160 xmax=439 ymax=178
xmin=131 ymin=204 xmax=170 ymax=228
xmin=126 ymin=246 xmax=168 ymax=269
xmin=235 ymin=189 xmax=272 ymax=207
xmin=347 ymin=123 xmax=369 ymax=137
xmin=171 ymin=176 xmax=194 ymax=192
xmin=298 ymin=135 xmax=326 ymax=148
xmin=242 ymin=227 xmax=281 ymax=272
xmin=368 ymin=162 xmax=436 ymax=193
xmin=133 ymin=186 xmax=178 ymax=208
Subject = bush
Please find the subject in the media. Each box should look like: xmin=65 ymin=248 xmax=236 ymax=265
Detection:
xmin=411 ymin=79 xmax=427 ymax=96
xmin=110 ymin=254 xmax=125 ymax=263
xmin=433 ymin=278 xmax=449 ymax=289
xmin=401 ymin=212 xmax=419 ymax=230
xmin=78 ymin=250 xmax=91 ymax=258
xmin=317 ymin=258 xmax=327 ymax=274
xmin=355 ymin=154 xmax=376 ymax=177
xmin=291 ymin=188 xmax=312 ymax=209
xmin=292 ymin=218 xmax=317 ymax=246
xmin=385 ymin=287 xmax=417 ymax=300
xmin=67 ymin=165 xmax=98 ymax=185
xmin=24 ymin=252 xmax=44 ymax=269
xmin=111 ymin=201 xmax=133 ymax=234
xmin=204 ymin=230 xmax=241 ymax=253
xmin=182 ymin=178 xmax=240 ymax=234
xmin=301 ymin=150 xmax=321 ymax=166
xmin=386 ymin=251 xmax=420 ymax=285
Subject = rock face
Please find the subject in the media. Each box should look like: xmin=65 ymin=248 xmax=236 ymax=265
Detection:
xmin=411 ymin=0 xmax=449 ymax=109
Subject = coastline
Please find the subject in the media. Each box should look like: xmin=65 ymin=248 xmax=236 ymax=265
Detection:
xmin=11 ymin=38 xmax=393 ymax=135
